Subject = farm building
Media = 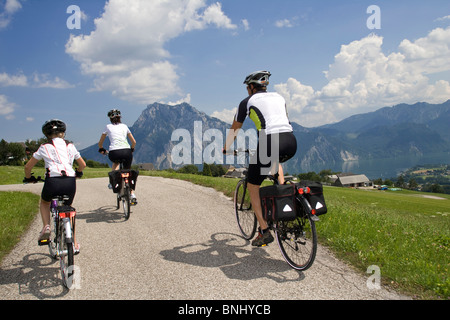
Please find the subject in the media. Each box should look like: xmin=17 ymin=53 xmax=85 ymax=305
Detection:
xmin=333 ymin=174 xmax=372 ymax=188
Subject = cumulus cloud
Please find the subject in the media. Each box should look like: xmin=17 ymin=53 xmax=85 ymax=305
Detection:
xmin=66 ymin=0 xmax=237 ymax=105
xmin=275 ymin=27 xmax=450 ymax=127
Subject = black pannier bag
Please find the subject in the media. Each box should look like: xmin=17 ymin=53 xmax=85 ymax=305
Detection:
xmin=108 ymin=170 xmax=122 ymax=193
xmin=296 ymin=180 xmax=327 ymax=216
xmin=260 ymin=184 xmax=297 ymax=221
xmin=108 ymin=170 xmax=139 ymax=193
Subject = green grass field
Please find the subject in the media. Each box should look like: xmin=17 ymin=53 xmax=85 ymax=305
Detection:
xmin=1 ymin=166 xmax=448 ymax=299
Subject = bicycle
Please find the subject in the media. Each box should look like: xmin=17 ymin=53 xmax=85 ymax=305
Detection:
xmin=24 ymin=176 xmax=77 ymax=288
xmin=233 ymin=150 xmax=318 ymax=271
xmin=109 ymin=159 xmax=138 ymax=221
xmin=101 ymin=151 xmax=137 ymax=221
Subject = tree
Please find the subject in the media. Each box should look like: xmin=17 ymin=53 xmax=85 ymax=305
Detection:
xmin=408 ymin=178 xmax=418 ymax=190
xmin=7 ymin=143 xmax=26 ymax=165
xmin=0 ymin=139 xmax=8 ymax=165
xmin=395 ymin=175 xmax=405 ymax=188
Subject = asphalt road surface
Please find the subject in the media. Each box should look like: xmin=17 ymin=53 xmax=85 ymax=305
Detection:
xmin=0 ymin=176 xmax=410 ymax=300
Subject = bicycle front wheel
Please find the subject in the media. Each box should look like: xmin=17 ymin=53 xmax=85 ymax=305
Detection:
xmin=234 ymin=179 xmax=256 ymax=240
xmin=275 ymin=213 xmax=317 ymax=271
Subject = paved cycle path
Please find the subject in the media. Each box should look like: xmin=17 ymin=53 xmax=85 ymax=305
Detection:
xmin=0 ymin=177 xmax=410 ymax=300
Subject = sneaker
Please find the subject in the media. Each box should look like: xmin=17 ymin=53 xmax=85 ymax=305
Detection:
xmin=38 ymin=225 xmax=51 ymax=242
xmin=130 ymin=194 xmax=137 ymax=206
xmin=251 ymin=228 xmax=274 ymax=247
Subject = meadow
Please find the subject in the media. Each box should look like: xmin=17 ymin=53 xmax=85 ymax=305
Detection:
xmin=1 ymin=166 xmax=448 ymax=299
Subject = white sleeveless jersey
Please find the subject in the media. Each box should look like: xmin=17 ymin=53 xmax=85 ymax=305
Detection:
xmin=33 ymin=138 xmax=81 ymax=178
xmin=235 ymin=91 xmax=293 ymax=134
xmin=103 ymin=123 xmax=131 ymax=151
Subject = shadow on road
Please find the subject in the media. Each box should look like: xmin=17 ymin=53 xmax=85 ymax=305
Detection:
xmin=76 ymin=205 xmax=128 ymax=224
xmin=160 ymin=232 xmax=304 ymax=283
xmin=0 ymin=253 xmax=69 ymax=299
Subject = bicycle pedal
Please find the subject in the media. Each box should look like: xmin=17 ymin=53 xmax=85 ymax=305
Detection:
xmin=38 ymin=239 xmax=49 ymax=246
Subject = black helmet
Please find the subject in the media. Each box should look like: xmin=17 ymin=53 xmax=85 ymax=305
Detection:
xmin=244 ymin=70 xmax=271 ymax=86
xmin=42 ymin=119 xmax=66 ymax=137
xmin=108 ymin=109 xmax=121 ymax=118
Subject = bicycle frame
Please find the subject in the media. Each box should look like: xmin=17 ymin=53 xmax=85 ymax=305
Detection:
xmin=49 ymin=196 xmax=76 ymax=288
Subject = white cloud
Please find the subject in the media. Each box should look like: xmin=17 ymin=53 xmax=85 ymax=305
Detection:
xmin=211 ymin=107 xmax=237 ymax=124
xmin=167 ymin=93 xmax=192 ymax=106
xmin=435 ymin=15 xmax=450 ymax=22
xmin=275 ymin=28 xmax=450 ymax=127
xmin=275 ymin=19 xmax=294 ymax=28
xmin=66 ymin=0 xmax=237 ymax=105
xmin=0 ymin=72 xmax=28 ymax=86
xmin=241 ymin=19 xmax=250 ymax=31
xmin=0 ymin=0 xmax=22 ymax=29
xmin=32 ymin=73 xmax=74 ymax=89
xmin=0 ymin=95 xmax=16 ymax=119
xmin=0 ymin=72 xmax=73 ymax=89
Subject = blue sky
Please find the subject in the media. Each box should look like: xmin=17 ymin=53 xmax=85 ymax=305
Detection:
xmin=1 ymin=0 xmax=449 ymax=149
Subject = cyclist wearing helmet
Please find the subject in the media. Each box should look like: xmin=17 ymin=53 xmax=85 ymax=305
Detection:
xmin=24 ymin=119 xmax=86 ymax=253
xmin=98 ymin=109 xmax=138 ymax=204
xmin=224 ymin=70 xmax=297 ymax=247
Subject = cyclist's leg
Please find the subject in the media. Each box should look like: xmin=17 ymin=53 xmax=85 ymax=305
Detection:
xmin=277 ymin=132 xmax=297 ymax=185
xmin=108 ymin=150 xmax=121 ymax=171
xmin=39 ymin=180 xmax=54 ymax=241
xmin=247 ymin=162 xmax=273 ymax=246
xmin=38 ymin=199 xmax=51 ymax=241
xmin=111 ymin=162 xmax=120 ymax=171
xmin=247 ymin=182 xmax=266 ymax=229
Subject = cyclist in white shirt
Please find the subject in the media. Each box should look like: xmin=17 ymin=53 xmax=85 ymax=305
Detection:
xmin=98 ymin=109 xmax=138 ymax=204
xmin=224 ymin=71 xmax=297 ymax=247
xmin=24 ymin=119 xmax=86 ymax=253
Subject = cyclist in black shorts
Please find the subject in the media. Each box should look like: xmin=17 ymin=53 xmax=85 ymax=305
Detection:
xmin=98 ymin=109 xmax=138 ymax=204
xmin=224 ymin=71 xmax=297 ymax=246
xmin=24 ymin=119 xmax=86 ymax=252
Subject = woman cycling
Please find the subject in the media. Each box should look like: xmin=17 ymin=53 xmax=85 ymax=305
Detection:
xmin=223 ymin=71 xmax=297 ymax=247
xmin=98 ymin=109 xmax=138 ymax=205
xmin=24 ymin=119 xmax=86 ymax=254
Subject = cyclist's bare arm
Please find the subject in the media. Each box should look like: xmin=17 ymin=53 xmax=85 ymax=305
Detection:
xmin=224 ymin=120 xmax=243 ymax=152
xmin=98 ymin=133 xmax=107 ymax=153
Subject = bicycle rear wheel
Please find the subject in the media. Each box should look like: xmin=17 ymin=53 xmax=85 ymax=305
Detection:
xmin=59 ymin=220 xmax=74 ymax=288
xmin=234 ymin=179 xmax=256 ymax=240
xmin=122 ymin=185 xmax=131 ymax=220
xmin=275 ymin=211 xmax=317 ymax=271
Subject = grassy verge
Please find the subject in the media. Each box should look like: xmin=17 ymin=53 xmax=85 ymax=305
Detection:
xmin=1 ymin=166 xmax=448 ymax=299
xmin=0 ymin=191 xmax=40 ymax=263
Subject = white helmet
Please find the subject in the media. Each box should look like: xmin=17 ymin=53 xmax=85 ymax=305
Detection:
xmin=243 ymin=70 xmax=271 ymax=86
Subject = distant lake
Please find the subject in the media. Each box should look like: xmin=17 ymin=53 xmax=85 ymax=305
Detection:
xmin=300 ymin=152 xmax=450 ymax=180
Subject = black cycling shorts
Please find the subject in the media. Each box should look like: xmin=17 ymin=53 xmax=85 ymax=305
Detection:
xmin=108 ymin=148 xmax=133 ymax=169
xmin=247 ymin=131 xmax=297 ymax=186
xmin=41 ymin=176 xmax=76 ymax=204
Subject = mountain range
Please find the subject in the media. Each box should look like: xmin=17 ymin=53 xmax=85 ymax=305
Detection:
xmin=81 ymin=99 xmax=450 ymax=174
